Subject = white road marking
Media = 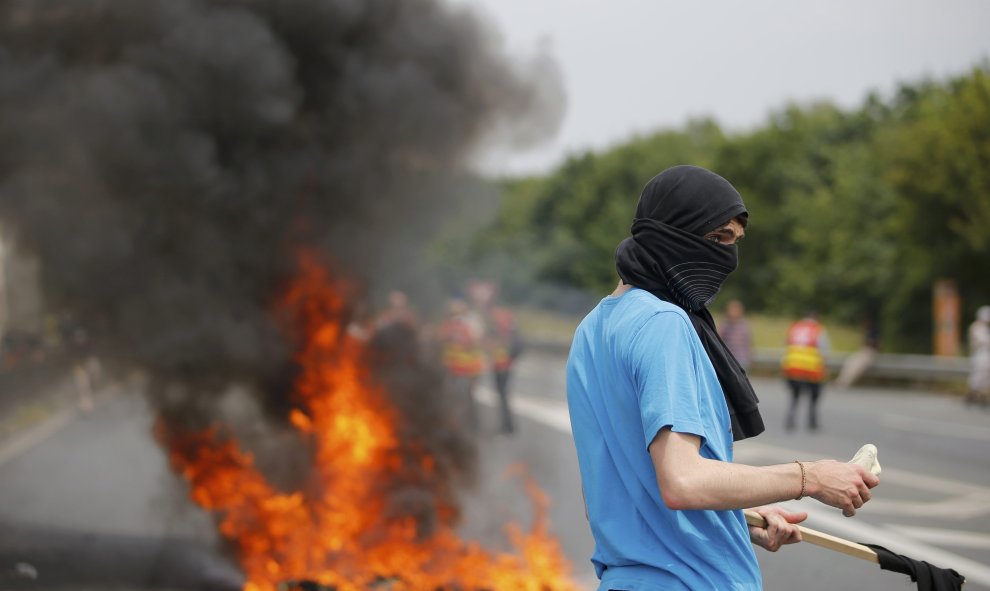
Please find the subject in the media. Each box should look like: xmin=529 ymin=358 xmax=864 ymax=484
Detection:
xmin=880 ymin=413 xmax=990 ymax=442
xmin=782 ymin=501 xmax=990 ymax=587
xmin=0 ymin=408 xmax=76 ymax=467
xmin=482 ymin=388 xmax=990 ymax=587
xmin=0 ymin=385 xmax=122 ymax=467
xmin=879 ymin=465 xmax=990 ymax=497
xmin=885 ymin=525 xmax=990 ymax=550
xmin=476 ymin=387 xmax=571 ymax=433
xmin=864 ymin=492 xmax=990 ymax=520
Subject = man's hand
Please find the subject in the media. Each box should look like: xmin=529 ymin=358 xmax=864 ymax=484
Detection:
xmin=748 ymin=506 xmax=806 ymax=552
xmin=807 ymin=460 xmax=880 ymax=517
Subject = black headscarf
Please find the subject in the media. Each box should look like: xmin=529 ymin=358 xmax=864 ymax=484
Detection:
xmin=615 ymin=165 xmax=764 ymax=441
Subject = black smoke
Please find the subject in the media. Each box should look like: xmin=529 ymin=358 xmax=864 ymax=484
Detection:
xmin=0 ymin=0 xmax=561 ymax=402
xmin=0 ymin=1 xmax=564 ymax=536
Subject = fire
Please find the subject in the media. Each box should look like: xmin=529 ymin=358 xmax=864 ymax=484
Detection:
xmin=159 ymin=253 xmax=578 ymax=591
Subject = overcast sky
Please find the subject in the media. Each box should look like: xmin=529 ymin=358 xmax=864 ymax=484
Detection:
xmin=456 ymin=0 xmax=990 ymax=175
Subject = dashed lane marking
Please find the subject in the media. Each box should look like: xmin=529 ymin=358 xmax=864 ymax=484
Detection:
xmin=880 ymin=413 xmax=990 ymax=442
xmin=862 ymin=491 xmax=990 ymax=520
xmin=0 ymin=387 xmax=122 ymax=468
xmin=780 ymin=500 xmax=990 ymax=587
xmin=0 ymin=408 xmax=76 ymax=467
xmin=885 ymin=525 xmax=990 ymax=551
xmin=476 ymin=387 xmax=571 ymax=433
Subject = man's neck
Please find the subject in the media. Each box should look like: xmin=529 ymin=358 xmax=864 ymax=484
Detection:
xmin=611 ymin=281 xmax=633 ymax=298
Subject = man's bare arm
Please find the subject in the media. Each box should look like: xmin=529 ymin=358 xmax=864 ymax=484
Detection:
xmin=648 ymin=428 xmax=879 ymax=516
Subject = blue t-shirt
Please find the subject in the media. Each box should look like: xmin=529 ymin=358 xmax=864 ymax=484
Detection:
xmin=566 ymin=288 xmax=761 ymax=591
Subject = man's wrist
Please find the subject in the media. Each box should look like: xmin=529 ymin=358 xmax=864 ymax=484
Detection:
xmin=800 ymin=461 xmax=818 ymax=498
xmin=793 ymin=461 xmax=807 ymax=500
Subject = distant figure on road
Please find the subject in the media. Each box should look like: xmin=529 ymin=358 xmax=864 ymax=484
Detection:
xmin=468 ymin=280 xmax=522 ymax=435
xmin=718 ymin=299 xmax=753 ymax=370
xmin=375 ymin=290 xmax=418 ymax=332
xmin=782 ymin=311 xmax=830 ymax=431
xmin=566 ymin=166 xmax=877 ymax=591
xmin=835 ymin=316 xmax=879 ymax=388
xmin=69 ymin=326 xmax=100 ymax=413
xmin=965 ymin=305 xmax=990 ymax=407
xmin=438 ymin=298 xmax=485 ymax=429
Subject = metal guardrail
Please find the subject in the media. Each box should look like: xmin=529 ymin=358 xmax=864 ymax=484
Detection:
xmin=750 ymin=348 xmax=971 ymax=380
xmin=525 ymin=339 xmax=972 ymax=382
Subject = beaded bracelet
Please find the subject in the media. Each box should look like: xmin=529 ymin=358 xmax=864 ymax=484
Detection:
xmin=794 ymin=460 xmax=807 ymax=500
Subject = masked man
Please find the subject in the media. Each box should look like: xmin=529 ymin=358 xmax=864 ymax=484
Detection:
xmin=566 ymin=165 xmax=879 ymax=591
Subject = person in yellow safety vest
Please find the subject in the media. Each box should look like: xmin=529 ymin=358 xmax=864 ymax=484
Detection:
xmin=438 ymin=298 xmax=485 ymax=429
xmin=782 ymin=311 xmax=830 ymax=431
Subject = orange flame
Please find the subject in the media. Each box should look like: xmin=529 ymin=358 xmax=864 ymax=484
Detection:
xmin=160 ymin=253 xmax=578 ymax=591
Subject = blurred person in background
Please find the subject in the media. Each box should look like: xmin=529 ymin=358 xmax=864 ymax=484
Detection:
xmin=718 ymin=299 xmax=753 ymax=371
xmin=468 ymin=280 xmax=522 ymax=435
xmin=781 ymin=311 xmax=830 ymax=431
xmin=438 ymin=298 xmax=485 ymax=429
xmin=69 ymin=325 xmax=101 ymax=413
xmin=346 ymin=300 xmax=372 ymax=342
xmin=567 ymin=166 xmax=877 ymax=591
xmin=375 ymin=290 xmax=418 ymax=332
xmin=965 ymin=305 xmax=990 ymax=407
xmin=835 ymin=316 xmax=880 ymax=388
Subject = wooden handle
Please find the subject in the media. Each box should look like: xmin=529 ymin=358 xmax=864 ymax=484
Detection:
xmin=744 ymin=510 xmax=879 ymax=564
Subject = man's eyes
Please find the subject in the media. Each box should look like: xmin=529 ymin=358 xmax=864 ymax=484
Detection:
xmin=704 ymin=231 xmax=743 ymax=245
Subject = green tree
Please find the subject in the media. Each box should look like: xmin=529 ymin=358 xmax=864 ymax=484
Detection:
xmin=455 ymin=65 xmax=990 ymax=353
xmin=877 ymin=66 xmax=990 ymax=350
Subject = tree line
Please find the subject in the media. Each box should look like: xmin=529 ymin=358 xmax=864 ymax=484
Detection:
xmin=442 ymin=65 xmax=990 ymax=353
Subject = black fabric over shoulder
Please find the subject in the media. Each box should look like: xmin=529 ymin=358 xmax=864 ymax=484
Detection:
xmin=615 ymin=165 xmax=764 ymax=441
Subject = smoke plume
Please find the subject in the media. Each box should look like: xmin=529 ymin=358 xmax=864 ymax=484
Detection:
xmin=0 ymin=1 xmax=560 ymax=391
xmin=0 ymin=0 xmax=564 ymax=529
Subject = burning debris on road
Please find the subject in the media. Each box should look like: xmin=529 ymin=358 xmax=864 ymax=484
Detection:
xmin=160 ymin=255 xmax=577 ymax=590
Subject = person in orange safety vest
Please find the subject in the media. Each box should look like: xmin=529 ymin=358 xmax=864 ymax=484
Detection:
xmin=438 ymin=298 xmax=485 ymax=429
xmin=468 ymin=280 xmax=523 ymax=434
xmin=781 ymin=311 xmax=830 ymax=431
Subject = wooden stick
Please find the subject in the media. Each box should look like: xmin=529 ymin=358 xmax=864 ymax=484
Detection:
xmin=744 ymin=510 xmax=879 ymax=564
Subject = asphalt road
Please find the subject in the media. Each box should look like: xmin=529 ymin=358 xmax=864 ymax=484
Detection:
xmin=1 ymin=351 xmax=988 ymax=590
xmin=472 ymin=351 xmax=990 ymax=591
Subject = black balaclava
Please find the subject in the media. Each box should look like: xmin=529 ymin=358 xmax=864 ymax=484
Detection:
xmin=615 ymin=165 xmax=764 ymax=441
